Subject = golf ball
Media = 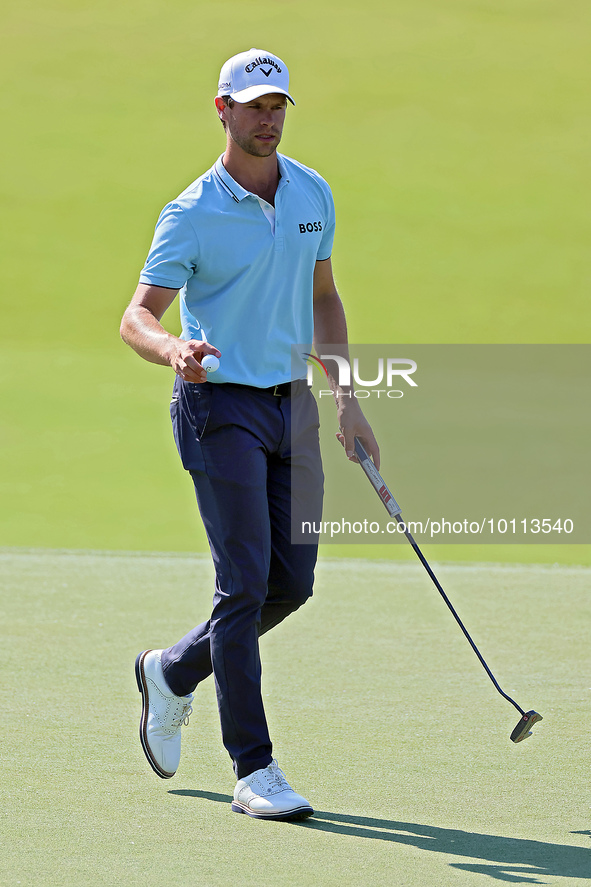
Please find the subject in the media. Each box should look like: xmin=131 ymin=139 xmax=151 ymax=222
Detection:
xmin=202 ymin=354 xmax=220 ymax=373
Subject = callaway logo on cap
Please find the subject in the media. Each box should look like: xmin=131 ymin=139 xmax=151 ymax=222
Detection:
xmin=217 ymin=48 xmax=295 ymax=105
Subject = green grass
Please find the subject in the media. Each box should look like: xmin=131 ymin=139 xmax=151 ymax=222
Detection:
xmin=0 ymin=0 xmax=589 ymax=555
xmin=2 ymin=549 xmax=591 ymax=886
xmin=1 ymin=5 xmax=589 ymax=882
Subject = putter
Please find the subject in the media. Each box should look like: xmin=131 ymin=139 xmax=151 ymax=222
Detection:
xmin=353 ymin=437 xmax=543 ymax=743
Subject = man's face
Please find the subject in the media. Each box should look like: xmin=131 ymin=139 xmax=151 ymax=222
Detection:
xmin=221 ymin=93 xmax=287 ymax=157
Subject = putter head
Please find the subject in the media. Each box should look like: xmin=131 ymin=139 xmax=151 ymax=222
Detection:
xmin=510 ymin=710 xmax=543 ymax=743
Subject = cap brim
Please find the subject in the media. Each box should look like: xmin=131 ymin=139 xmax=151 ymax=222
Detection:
xmin=226 ymin=85 xmax=295 ymax=105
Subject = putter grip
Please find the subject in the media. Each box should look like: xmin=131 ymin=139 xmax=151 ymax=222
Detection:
xmin=354 ymin=438 xmax=402 ymax=518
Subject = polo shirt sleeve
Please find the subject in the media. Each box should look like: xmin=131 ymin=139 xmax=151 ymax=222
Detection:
xmin=316 ymin=183 xmax=336 ymax=262
xmin=139 ymin=203 xmax=199 ymax=289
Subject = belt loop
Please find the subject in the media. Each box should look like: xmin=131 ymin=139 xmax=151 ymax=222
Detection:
xmin=271 ymin=381 xmax=299 ymax=397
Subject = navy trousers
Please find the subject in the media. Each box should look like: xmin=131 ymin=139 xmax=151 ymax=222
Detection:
xmin=160 ymin=378 xmax=323 ymax=779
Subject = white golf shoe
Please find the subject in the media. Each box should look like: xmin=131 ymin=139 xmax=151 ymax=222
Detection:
xmin=232 ymin=759 xmax=314 ymax=820
xmin=135 ymin=649 xmax=193 ymax=779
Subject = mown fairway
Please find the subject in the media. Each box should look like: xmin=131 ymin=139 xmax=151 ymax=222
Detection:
xmin=2 ymin=550 xmax=590 ymax=886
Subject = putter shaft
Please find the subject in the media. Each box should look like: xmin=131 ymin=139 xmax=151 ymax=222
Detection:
xmin=353 ymin=437 xmax=543 ymax=741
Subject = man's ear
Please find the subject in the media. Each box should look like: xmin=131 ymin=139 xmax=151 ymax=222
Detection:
xmin=214 ymin=96 xmax=227 ymax=123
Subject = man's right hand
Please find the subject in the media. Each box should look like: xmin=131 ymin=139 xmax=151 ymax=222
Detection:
xmin=170 ymin=340 xmax=222 ymax=384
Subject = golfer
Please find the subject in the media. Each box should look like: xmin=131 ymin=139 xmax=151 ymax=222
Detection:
xmin=120 ymin=48 xmax=379 ymax=821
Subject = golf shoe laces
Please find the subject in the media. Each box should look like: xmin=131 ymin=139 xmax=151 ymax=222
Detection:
xmin=264 ymin=760 xmax=291 ymax=792
xmin=171 ymin=699 xmax=193 ymax=729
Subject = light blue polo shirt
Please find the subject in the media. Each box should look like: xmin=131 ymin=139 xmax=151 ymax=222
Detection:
xmin=139 ymin=153 xmax=336 ymax=387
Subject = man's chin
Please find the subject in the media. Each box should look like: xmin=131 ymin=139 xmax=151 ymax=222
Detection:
xmin=243 ymin=149 xmax=276 ymax=160
xmin=243 ymin=135 xmax=281 ymax=157
xmin=251 ymin=140 xmax=279 ymax=156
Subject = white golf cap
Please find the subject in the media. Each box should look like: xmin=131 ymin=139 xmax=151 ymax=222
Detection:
xmin=217 ymin=48 xmax=295 ymax=105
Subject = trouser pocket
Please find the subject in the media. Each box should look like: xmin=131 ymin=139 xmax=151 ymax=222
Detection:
xmin=170 ymin=377 xmax=214 ymax=470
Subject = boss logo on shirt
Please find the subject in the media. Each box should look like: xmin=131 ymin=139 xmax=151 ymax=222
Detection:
xmin=299 ymin=221 xmax=323 ymax=233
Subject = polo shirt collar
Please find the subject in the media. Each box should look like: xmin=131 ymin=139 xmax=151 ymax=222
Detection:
xmin=214 ymin=155 xmax=250 ymax=202
xmin=276 ymin=154 xmax=290 ymax=191
xmin=214 ymin=154 xmax=290 ymax=203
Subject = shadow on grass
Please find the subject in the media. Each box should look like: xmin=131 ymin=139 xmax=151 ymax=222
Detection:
xmin=169 ymin=790 xmax=590 ymax=883
xmin=298 ymin=812 xmax=591 ymax=884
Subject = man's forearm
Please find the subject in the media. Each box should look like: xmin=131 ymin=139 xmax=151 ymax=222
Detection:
xmin=312 ymin=283 xmax=380 ymax=466
xmin=313 ymin=290 xmax=354 ymax=396
xmin=313 ymin=289 xmax=348 ymax=347
xmin=120 ymin=285 xmax=220 ymax=384
xmin=120 ymin=304 xmax=179 ymax=367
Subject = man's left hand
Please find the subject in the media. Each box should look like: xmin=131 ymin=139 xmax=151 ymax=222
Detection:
xmin=335 ymin=399 xmax=380 ymax=469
